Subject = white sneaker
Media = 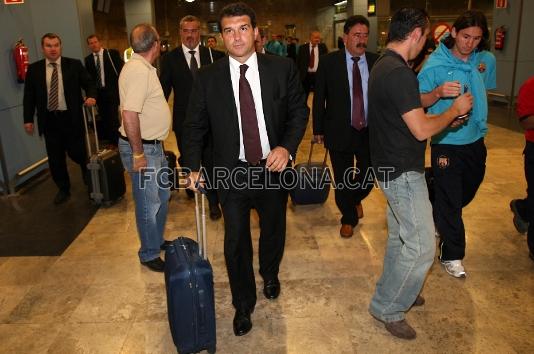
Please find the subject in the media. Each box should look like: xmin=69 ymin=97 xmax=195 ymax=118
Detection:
xmin=441 ymin=260 xmax=466 ymax=278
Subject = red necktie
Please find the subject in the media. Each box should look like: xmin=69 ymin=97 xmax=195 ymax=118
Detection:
xmin=351 ymin=56 xmax=365 ymax=130
xmin=308 ymin=45 xmax=316 ymax=69
xmin=239 ymin=64 xmax=262 ymax=165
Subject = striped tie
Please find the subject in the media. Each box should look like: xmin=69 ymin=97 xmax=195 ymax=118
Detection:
xmin=95 ymin=54 xmax=102 ymax=88
xmin=48 ymin=62 xmax=59 ymax=111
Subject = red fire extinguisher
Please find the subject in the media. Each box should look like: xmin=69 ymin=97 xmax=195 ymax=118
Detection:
xmin=494 ymin=26 xmax=506 ymax=51
xmin=13 ymin=38 xmax=29 ymax=83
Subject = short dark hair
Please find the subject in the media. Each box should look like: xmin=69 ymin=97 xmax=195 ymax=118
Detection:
xmin=41 ymin=33 xmax=61 ymax=46
xmin=387 ymin=8 xmax=429 ymax=44
xmin=86 ymin=34 xmax=99 ymax=43
xmin=130 ymin=23 xmax=159 ymax=53
xmin=207 ymin=35 xmax=217 ymax=41
xmin=219 ymin=2 xmax=257 ymax=30
xmin=344 ymin=15 xmax=370 ymax=34
xmin=443 ymin=10 xmax=489 ymax=51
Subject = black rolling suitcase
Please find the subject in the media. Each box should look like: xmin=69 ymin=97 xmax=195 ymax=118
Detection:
xmin=290 ymin=140 xmax=331 ymax=205
xmin=164 ymin=192 xmax=216 ymax=354
xmin=82 ymin=106 xmax=126 ymax=206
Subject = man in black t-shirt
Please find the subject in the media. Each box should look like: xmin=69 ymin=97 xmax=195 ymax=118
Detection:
xmin=367 ymin=8 xmax=472 ymax=340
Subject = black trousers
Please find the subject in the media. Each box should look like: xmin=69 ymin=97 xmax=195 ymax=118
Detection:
xmin=96 ymin=88 xmax=119 ymax=144
xmin=302 ymin=72 xmax=316 ymax=101
xmin=221 ymin=166 xmax=288 ymax=312
xmin=432 ymin=138 xmax=486 ymax=261
xmin=328 ymin=131 xmax=373 ymax=226
xmin=43 ymin=111 xmax=88 ymax=192
xmin=515 ymin=141 xmax=534 ymax=255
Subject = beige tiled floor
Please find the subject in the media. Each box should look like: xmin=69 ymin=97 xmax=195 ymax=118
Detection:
xmin=1 ymin=120 xmax=533 ymax=353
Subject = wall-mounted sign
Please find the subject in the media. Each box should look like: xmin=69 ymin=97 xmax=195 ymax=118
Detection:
xmin=4 ymin=0 xmax=24 ymax=4
xmin=432 ymin=23 xmax=451 ymax=44
xmin=496 ymin=0 xmax=508 ymax=9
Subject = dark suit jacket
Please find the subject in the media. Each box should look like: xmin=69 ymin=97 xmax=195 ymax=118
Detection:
xmin=296 ymin=42 xmax=328 ymax=82
xmin=209 ymin=48 xmax=225 ymax=61
xmin=23 ymin=57 xmax=97 ymax=136
xmin=84 ymin=48 xmax=123 ymax=100
xmin=160 ymin=45 xmax=220 ymax=133
xmin=312 ymin=50 xmax=379 ymax=151
xmin=182 ymin=54 xmax=309 ymax=202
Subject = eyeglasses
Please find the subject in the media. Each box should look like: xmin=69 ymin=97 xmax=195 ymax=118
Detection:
xmin=181 ymin=29 xmax=200 ymax=34
xmin=352 ymin=32 xmax=369 ymax=39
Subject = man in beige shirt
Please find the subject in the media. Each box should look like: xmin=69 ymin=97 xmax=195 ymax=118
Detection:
xmin=118 ymin=23 xmax=172 ymax=272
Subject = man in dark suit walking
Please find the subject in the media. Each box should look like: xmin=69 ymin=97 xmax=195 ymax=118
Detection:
xmin=313 ymin=15 xmax=379 ymax=238
xmin=296 ymin=30 xmax=328 ymax=100
xmin=23 ymin=33 xmax=97 ymax=204
xmin=183 ymin=2 xmax=308 ymax=337
xmin=160 ymin=15 xmax=223 ymax=218
xmin=206 ymin=35 xmax=226 ymax=61
xmin=85 ymin=34 xmax=123 ymax=146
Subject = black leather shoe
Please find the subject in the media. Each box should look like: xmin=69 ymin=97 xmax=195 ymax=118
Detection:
xmin=209 ymin=204 xmax=222 ymax=220
xmin=160 ymin=240 xmax=172 ymax=250
xmin=263 ymin=279 xmax=281 ymax=300
xmin=141 ymin=257 xmax=165 ymax=272
xmin=53 ymin=190 xmax=70 ymax=205
xmin=233 ymin=309 xmax=252 ymax=336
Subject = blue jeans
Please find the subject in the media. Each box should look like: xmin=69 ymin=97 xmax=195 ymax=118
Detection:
xmin=118 ymin=139 xmax=170 ymax=262
xmin=369 ymin=171 xmax=436 ymax=322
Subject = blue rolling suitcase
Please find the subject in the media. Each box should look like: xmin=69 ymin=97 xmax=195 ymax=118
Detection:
xmin=164 ymin=192 xmax=216 ymax=354
xmin=290 ymin=141 xmax=331 ymax=205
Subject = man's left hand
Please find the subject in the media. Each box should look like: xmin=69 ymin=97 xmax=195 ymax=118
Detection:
xmin=266 ymin=146 xmax=289 ymax=172
xmin=84 ymin=97 xmax=97 ymax=106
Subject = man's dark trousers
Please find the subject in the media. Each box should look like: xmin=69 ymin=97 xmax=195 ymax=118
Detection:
xmin=432 ymin=138 xmax=486 ymax=261
xmin=43 ymin=110 xmax=88 ymax=192
xmin=328 ymin=128 xmax=372 ymax=227
xmin=221 ymin=166 xmax=288 ymax=312
xmin=515 ymin=141 xmax=534 ymax=255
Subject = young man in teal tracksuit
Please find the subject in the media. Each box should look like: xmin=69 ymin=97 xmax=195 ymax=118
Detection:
xmin=418 ymin=10 xmax=496 ymax=278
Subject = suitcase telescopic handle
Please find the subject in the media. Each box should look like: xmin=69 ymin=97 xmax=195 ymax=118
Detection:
xmin=307 ymin=140 xmax=329 ymax=167
xmin=81 ymin=105 xmax=100 ymax=155
xmin=194 ymin=187 xmax=208 ymax=260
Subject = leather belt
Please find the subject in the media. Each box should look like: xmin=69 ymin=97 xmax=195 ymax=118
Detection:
xmin=119 ymin=135 xmax=161 ymax=145
xmin=236 ymin=159 xmax=267 ymax=167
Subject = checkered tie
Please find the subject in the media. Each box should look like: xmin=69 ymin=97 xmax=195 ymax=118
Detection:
xmin=48 ymin=62 xmax=59 ymax=111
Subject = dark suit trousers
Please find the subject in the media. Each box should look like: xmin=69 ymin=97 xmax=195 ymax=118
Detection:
xmin=221 ymin=166 xmax=288 ymax=311
xmin=43 ymin=111 xmax=88 ymax=192
xmin=329 ymin=130 xmax=373 ymax=226
xmin=96 ymin=88 xmax=119 ymax=144
xmin=303 ymin=72 xmax=316 ymax=100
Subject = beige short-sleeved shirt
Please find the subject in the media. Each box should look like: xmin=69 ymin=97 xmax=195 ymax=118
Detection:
xmin=118 ymin=53 xmax=171 ymax=140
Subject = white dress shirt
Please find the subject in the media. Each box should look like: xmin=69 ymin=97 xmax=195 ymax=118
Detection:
xmin=46 ymin=57 xmax=67 ymax=111
xmin=182 ymin=44 xmax=201 ymax=69
xmin=228 ymin=53 xmax=270 ymax=161
xmin=93 ymin=48 xmax=106 ymax=87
